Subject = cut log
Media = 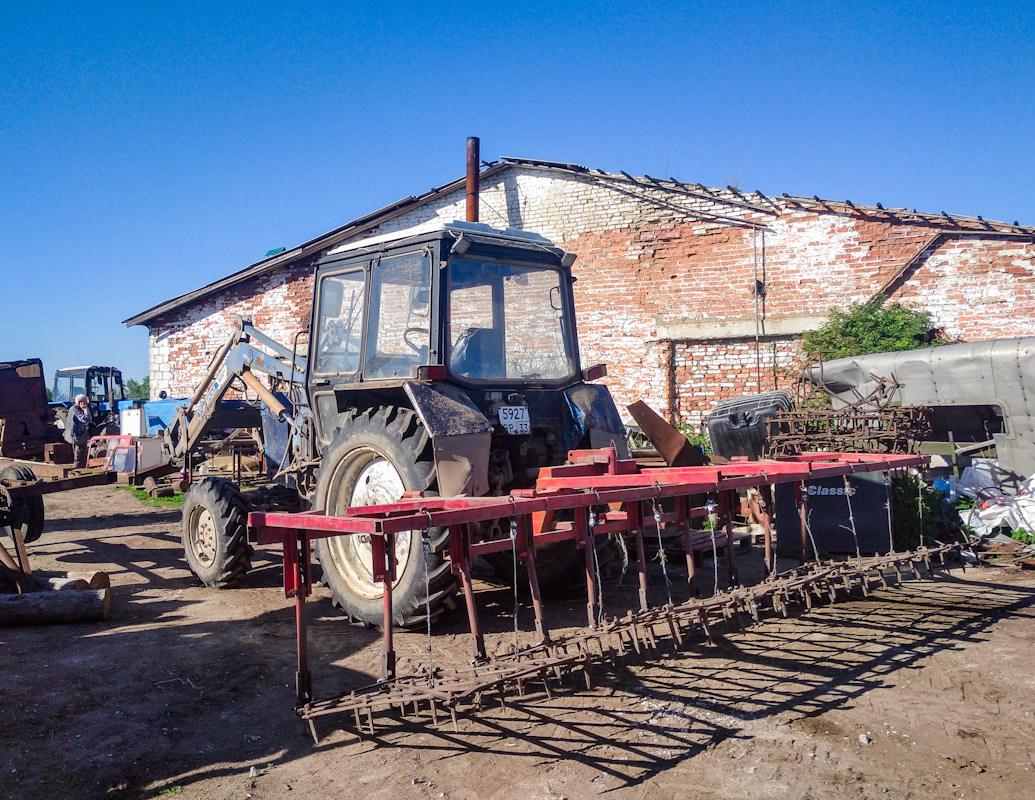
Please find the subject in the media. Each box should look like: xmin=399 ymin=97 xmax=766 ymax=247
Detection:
xmin=26 ymin=570 xmax=110 ymax=590
xmin=67 ymin=571 xmax=111 ymax=590
xmin=144 ymin=475 xmax=175 ymax=498
xmin=0 ymin=587 xmax=111 ymax=626
xmin=33 ymin=576 xmax=89 ymax=591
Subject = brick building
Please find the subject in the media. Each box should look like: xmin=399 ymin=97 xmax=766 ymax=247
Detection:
xmin=124 ymin=158 xmax=1035 ymax=428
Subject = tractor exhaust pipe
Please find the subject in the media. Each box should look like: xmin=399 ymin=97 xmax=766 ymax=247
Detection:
xmin=466 ymin=136 xmax=480 ymax=223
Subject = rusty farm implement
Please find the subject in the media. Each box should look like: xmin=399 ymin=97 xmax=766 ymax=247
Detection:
xmin=248 ymin=447 xmax=965 ymax=741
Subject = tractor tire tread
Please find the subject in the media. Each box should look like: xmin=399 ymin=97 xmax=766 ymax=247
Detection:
xmin=314 ymin=405 xmax=457 ymax=629
xmin=181 ymin=478 xmax=253 ymax=589
xmin=0 ymin=465 xmax=45 ymax=544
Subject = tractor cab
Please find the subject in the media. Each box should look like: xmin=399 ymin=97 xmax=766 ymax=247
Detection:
xmin=307 ymin=220 xmax=626 ymax=499
xmin=51 ymin=366 xmax=126 ymax=429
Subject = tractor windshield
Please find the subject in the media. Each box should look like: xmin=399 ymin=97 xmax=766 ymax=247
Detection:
xmin=447 ymin=259 xmax=575 ymax=382
xmin=53 ymin=371 xmax=88 ymax=403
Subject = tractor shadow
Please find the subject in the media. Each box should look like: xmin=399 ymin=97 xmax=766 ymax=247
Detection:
xmin=304 ymin=572 xmax=1035 ymax=791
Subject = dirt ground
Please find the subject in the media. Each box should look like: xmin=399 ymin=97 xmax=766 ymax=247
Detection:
xmin=2 ymin=483 xmax=1035 ymax=800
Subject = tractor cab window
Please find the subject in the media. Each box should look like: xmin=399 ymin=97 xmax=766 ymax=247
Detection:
xmin=87 ymin=370 xmax=115 ymax=403
xmin=314 ymin=270 xmax=367 ymax=375
xmin=53 ymin=374 xmax=72 ymax=403
xmin=103 ymin=372 xmax=126 ymax=402
xmin=364 ymin=250 xmax=432 ymax=380
xmin=91 ymin=372 xmax=125 ymax=402
xmin=447 ymin=259 xmax=575 ymax=382
xmin=88 ymin=372 xmax=108 ymax=402
xmin=57 ymin=372 xmax=88 ymax=401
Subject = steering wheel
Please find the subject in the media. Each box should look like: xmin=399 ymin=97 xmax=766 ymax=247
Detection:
xmin=319 ymin=319 xmax=344 ymax=353
xmin=403 ymin=327 xmax=429 ymax=353
xmin=320 ymin=319 xmax=362 ymax=355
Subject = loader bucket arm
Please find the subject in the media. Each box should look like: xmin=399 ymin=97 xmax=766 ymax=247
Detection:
xmin=167 ymin=316 xmax=306 ymax=461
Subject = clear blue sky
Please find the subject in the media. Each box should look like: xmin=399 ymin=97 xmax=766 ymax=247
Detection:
xmin=2 ymin=1 xmax=1032 ymax=385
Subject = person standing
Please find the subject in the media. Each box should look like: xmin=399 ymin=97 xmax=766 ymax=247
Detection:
xmin=63 ymin=394 xmax=91 ymax=468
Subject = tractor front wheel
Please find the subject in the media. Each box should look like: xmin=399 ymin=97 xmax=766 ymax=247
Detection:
xmin=181 ymin=478 xmax=254 ymax=588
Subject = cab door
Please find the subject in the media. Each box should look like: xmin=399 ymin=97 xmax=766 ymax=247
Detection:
xmin=308 ymin=266 xmax=369 ymax=446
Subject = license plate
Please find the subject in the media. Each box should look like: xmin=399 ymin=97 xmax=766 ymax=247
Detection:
xmin=498 ymin=405 xmax=530 ymax=435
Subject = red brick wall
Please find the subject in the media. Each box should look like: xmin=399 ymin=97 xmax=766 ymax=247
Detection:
xmin=564 ymin=210 xmax=1035 ymax=430
xmin=143 ymin=170 xmax=1035 ymax=435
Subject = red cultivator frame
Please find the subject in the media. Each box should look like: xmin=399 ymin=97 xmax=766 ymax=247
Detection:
xmin=249 ymin=449 xmax=959 ymax=741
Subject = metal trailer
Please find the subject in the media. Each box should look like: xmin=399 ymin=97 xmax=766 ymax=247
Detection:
xmin=0 ymin=467 xmax=116 ymax=592
xmin=0 ymin=358 xmax=64 ymax=460
xmin=247 ymin=447 xmax=955 ymax=740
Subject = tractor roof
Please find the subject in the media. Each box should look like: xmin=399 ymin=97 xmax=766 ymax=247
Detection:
xmin=326 ymin=219 xmax=557 ymax=256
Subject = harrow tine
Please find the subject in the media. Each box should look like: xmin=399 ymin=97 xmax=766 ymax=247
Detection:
xmin=719 ymin=491 xmax=740 ymax=586
xmin=675 ymin=496 xmax=697 ymax=585
xmin=667 ymin=607 xmax=684 ymax=647
xmin=520 ymin=515 xmax=550 ymax=644
xmin=698 ymin=609 xmax=714 ymax=644
xmin=584 ymin=522 xmax=600 ymax=629
xmin=630 ymin=520 xmax=649 ymax=612
xmin=289 ymin=541 xmax=966 ymax=738
xmin=626 ymin=624 xmax=641 ymax=654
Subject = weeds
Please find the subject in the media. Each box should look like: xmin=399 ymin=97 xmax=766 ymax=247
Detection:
xmin=115 ymin=485 xmax=186 ymax=508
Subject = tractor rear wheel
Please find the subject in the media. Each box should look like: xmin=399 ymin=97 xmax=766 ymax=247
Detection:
xmin=181 ymin=478 xmax=254 ymax=588
xmin=0 ymin=465 xmax=45 ymax=544
xmin=314 ymin=407 xmax=457 ymax=628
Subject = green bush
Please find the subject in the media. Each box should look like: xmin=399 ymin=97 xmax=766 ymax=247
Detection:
xmin=125 ymin=376 xmax=150 ymax=399
xmin=1011 ymin=528 xmax=1035 ymax=545
xmin=800 ymin=300 xmax=937 ymax=360
xmin=891 ymin=475 xmax=963 ymax=549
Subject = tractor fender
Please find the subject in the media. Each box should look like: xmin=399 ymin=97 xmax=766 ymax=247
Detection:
xmin=564 ymin=383 xmax=630 ymax=458
xmin=403 ymin=381 xmax=492 ymax=497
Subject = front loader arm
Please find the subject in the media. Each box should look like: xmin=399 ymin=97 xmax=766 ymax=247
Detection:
xmin=167 ymin=316 xmax=306 ymax=461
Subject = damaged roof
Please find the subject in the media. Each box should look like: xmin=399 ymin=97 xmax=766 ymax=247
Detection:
xmin=123 ymin=157 xmax=1035 ymax=328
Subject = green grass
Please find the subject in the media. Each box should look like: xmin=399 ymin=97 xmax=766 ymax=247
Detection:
xmin=115 ymin=484 xmax=186 ymax=508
